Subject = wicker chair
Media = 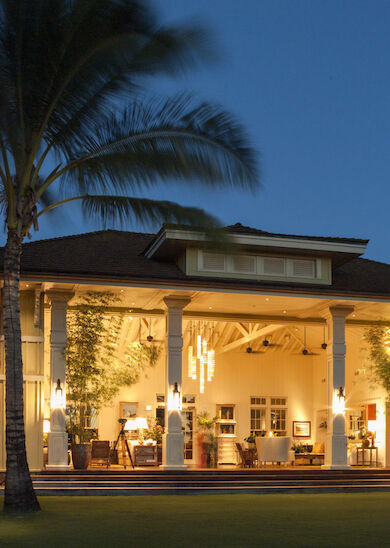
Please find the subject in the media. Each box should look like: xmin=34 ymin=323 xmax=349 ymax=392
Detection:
xmin=235 ymin=442 xmax=255 ymax=468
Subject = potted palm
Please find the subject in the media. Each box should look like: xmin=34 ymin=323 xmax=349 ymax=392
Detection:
xmin=197 ymin=412 xmax=218 ymax=468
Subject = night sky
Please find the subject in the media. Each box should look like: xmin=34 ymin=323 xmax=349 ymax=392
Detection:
xmin=14 ymin=1 xmax=390 ymax=262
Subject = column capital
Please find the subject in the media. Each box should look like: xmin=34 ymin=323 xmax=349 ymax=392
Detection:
xmin=46 ymin=290 xmax=74 ymax=304
xmin=328 ymin=305 xmax=354 ymax=319
xmin=163 ymin=295 xmax=191 ymax=310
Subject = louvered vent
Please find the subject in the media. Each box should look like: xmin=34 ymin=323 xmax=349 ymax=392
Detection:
xmin=292 ymin=259 xmax=315 ymax=278
xmin=232 ymin=255 xmax=256 ymax=273
xmin=202 ymin=252 xmax=225 ymax=271
xmin=263 ymin=257 xmax=285 ymax=275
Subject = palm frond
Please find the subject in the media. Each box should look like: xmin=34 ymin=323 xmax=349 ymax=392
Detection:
xmin=80 ymin=194 xmax=221 ymax=231
xmin=51 ymin=94 xmax=259 ymax=196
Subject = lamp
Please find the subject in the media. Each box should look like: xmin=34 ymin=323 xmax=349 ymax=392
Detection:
xmin=333 ymin=386 xmax=346 ymax=414
xmin=168 ymin=382 xmax=181 ymax=411
xmin=51 ymin=378 xmax=65 ymax=409
xmin=124 ymin=418 xmax=138 ymax=431
xmin=55 ymin=378 xmax=62 ymax=397
xmin=136 ymin=417 xmax=148 ymax=430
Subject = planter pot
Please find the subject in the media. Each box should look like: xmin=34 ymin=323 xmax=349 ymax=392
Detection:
xmin=71 ymin=443 xmax=91 ymax=470
xmin=362 ymin=439 xmax=370 ymax=449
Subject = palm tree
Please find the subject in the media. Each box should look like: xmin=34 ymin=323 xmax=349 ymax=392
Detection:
xmin=0 ymin=0 xmax=259 ymax=513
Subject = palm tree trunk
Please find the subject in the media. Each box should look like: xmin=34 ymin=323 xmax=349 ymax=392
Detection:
xmin=3 ymin=229 xmax=39 ymax=513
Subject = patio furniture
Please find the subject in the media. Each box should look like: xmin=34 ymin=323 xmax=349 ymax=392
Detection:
xmin=356 ymin=446 xmax=379 ymax=467
xmin=90 ymin=440 xmax=111 ymax=468
xmin=235 ymin=442 xmax=256 ymax=467
xmin=134 ymin=444 xmax=158 ymax=466
xmin=294 ymin=442 xmax=325 ymax=465
xmin=256 ymin=436 xmax=292 ymax=466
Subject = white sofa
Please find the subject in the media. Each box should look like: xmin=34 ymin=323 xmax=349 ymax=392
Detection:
xmin=256 ymin=436 xmax=293 ymax=466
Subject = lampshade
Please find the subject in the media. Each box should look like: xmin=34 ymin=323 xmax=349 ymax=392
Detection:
xmin=124 ymin=419 xmax=138 ymax=431
xmin=136 ymin=417 xmax=148 ymax=430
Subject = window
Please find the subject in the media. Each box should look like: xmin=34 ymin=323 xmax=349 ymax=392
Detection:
xmin=232 ymin=255 xmax=256 ymax=274
xmin=219 ymin=406 xmax=234 ymax=420
xmin=250 ymin=396 xmax=288 ymax=436
xmin=251 ymin=397 xmax=266 ymax=406
xmin=196 ymin=250 xmax=322 ymax=283
xmin=271 ymin=398 xmax=287 ymax=435
xmin=251 ymin=408 xmax=266 ymax=435
xmin=201 ymin=252 xmax=225 ymax=271
xmin=263 ymin=257 xmax=285 ymax=275
xmin=290 ymin=259 xmax=315 ymax=278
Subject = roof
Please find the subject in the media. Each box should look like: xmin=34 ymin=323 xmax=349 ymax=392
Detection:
xmin=0 ymin=227 xmax=388 ymax=298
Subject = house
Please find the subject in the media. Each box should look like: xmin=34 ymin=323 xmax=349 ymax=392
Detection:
xmin=1 ymin=222 xmax=389 ymax=471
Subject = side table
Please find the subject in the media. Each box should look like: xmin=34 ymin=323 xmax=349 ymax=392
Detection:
xmin=356 ymin=446 xmax=379 ymax=467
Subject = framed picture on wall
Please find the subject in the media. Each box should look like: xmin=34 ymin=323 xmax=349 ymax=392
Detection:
xmin=293 ymin=421 xmax=311 ymax=438
xmin=120 ymin=402 xmax=137 ymax=420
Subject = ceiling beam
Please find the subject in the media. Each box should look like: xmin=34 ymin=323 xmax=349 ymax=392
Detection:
xmin=217 ymin=324 xmax=283 ymax=355
xmin=66 ymin=305 xmax=389 ymax=328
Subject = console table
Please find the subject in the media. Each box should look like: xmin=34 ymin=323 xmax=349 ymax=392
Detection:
xmin=134 ymin=445 xmax=158 ymax=466
xmin=356 ymin=446 xmax=379 ymax=467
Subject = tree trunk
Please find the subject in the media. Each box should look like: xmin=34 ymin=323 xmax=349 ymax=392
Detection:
xmin=3 ymin=229 xmax=39 ymax=513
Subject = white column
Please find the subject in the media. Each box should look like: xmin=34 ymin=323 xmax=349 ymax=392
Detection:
xmin=46 ymin=290 xmax=74 ymax=470
xmin=161 ymin=295 xmax=191 ymax=470
xmin=322 ymin=305 xmax=354 ymax=470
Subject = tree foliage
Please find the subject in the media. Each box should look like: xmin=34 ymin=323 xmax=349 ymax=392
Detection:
xmin=66 ymin=292 xmax=160 ymax=442
xmin=365 ymin=326 xmax=390 ymax=405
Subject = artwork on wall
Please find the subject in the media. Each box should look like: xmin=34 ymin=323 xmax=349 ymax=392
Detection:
xmin=120 ymin=402 xmax=137 ymax=420
xmin=293 ymin=421 xmax=311 ymax=438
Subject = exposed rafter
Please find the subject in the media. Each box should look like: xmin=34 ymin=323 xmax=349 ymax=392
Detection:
xmin=216 ymin=324 xmax=283 ymax=355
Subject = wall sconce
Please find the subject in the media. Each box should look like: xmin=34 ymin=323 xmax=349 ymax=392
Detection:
xmin=333 ymin=386 xmax=345 ymax=414
xmin=169 ymin=382 xmax=181 ymax=411
xmin=51 ymin=378 xmax=65 ymax=409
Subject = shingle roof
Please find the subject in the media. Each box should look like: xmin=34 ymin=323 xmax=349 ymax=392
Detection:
xmin=224 ymin=222 xmax=369 ymax=245
xmin=0 ymin=228 xmax=388 ymax=297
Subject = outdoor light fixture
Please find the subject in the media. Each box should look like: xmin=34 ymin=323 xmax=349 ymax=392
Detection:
xmin=52 ymin=378 xmax=65 ymax=409
xmin=169 ymin=382 xmax=182 ymax=411
xmin=333 ymin=386 xmax=346 ymax=414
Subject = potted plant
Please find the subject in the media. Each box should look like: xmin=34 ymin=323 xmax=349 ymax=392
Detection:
xmin=197 ymin=412 xmax=217 ymax=468
xmin=143 ymin=418 xmax=164 ymax=464
xmin=66 ymin=292 xmax=160 ymax=469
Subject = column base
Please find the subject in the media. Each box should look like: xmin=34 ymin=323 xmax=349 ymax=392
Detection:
xmin=48 ymin=431 xmax=69 ymax=468
xmin=162 ymin=432 xmax=185 ymax=469
xmin=321 ymin=464 xmax=351 ymax=470
xmin=159 ymin=464 xmax=188 ymax=471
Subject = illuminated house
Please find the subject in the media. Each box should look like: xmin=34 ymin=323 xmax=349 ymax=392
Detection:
xmin=1 ymin=222 xmax=389 ymax=471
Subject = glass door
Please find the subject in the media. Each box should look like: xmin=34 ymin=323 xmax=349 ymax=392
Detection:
xmin=182 ymin=409 xmax=194 ymax=462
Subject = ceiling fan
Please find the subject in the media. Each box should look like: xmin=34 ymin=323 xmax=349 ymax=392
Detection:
xmin=262 ymin=335 xmax=282 ymax=348
xmin=245 ymin=345 xmax=264 ymax=354
xmin=294 ymin=327 xmax=320 ymax=356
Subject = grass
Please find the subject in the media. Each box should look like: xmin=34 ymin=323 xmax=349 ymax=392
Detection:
xmin=1 ymin=494 xmax=390 ymax=547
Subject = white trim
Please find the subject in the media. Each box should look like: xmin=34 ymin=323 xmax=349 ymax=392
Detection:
xmin=145 ymin=228 xmax=367 ymax=258
xmin=0 ymin=375 xmax=44 ymax=381
xmin=0 ymin=335 xmax=44 ymax=343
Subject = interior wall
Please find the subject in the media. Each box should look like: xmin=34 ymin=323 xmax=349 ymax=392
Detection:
xmin=98 ymin=346 xmax=316 ymax=448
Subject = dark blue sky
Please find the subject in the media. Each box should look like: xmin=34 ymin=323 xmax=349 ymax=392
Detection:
xmin=31 ymin=1 xmax=390 ymax=262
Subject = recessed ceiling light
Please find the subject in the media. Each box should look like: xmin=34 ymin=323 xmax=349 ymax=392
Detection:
xmin=131 ymin=302 xmax=135 ymax=305
xmin=26 ymin=284 xmax=29 ymax=288
xmin=283 ymin=310 xmax=287 ymax=314
xmin=209 ymin=306 xmax=212 ymax=310
xmin=352 ymin=314 xmax=356 ymax=318
xmin=120 ymin=289 xmax=124 ymax=293
xmin=265 ymin=297 xmax=269 ymax=302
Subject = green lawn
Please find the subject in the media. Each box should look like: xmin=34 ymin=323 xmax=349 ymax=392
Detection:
xmin=1 ymin=494 xmax=390 ymax=547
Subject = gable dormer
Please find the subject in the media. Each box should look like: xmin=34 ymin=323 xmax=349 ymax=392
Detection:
xmin=143 ymin=223 xmax=368 ymax=286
